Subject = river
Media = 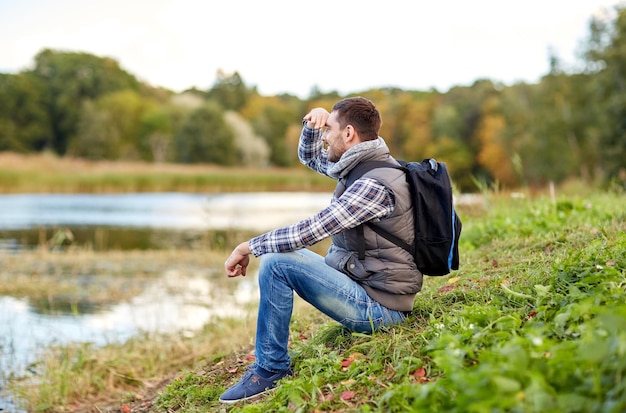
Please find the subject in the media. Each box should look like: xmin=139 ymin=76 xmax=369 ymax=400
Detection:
xmin=0 ymin=192 xmax=332 ymax=231
xmin=0 ymin=191 xmax=331 ymax=411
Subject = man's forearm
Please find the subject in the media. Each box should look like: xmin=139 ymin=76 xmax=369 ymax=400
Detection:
xmin=298 ymin=126 xmax=327 ymax=173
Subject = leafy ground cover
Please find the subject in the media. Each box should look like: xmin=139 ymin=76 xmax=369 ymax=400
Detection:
xmin=10 ymin=191 xmax=626 ymax=412
xmin=150 ymin=192 xmax=626 ymax=412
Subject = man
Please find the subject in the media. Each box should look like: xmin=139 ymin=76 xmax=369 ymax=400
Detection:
xmin=220 ymin=97 xmax=422 ymax=403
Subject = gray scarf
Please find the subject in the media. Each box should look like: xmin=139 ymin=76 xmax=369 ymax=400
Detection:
xmin=327 ymin=137 xmax=391 ymax=180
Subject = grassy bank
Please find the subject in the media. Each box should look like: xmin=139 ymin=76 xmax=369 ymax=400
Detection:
xmin=6 ymin=190 xmax=626 ymax=411
xmin=0 ymin=152 xmax=335 ymax=194
xmin=154 ymin=191 xmax=624 ymax=413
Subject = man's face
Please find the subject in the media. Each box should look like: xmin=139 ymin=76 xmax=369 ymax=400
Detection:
xmin=321 ymin=111 xmax=348 ymax=162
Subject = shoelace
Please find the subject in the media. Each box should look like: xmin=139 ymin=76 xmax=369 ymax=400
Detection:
xmin=241 ymin=367 xmax=256 ymax=381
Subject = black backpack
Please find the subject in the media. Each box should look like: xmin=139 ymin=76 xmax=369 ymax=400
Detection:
xmin=345 ymin=158 xmax=461 ymax=276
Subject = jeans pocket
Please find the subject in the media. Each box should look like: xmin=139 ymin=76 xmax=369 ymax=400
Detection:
xmin=381 ymin=305 xmax=408 ymax=325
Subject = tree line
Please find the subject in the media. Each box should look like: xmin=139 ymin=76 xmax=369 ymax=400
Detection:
xmin=1 ymin=5 xmax=625 ymax=193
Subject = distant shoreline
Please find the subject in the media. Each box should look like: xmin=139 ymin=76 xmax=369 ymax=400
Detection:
xmin=0 ymin=152 xmax=335 ymax=194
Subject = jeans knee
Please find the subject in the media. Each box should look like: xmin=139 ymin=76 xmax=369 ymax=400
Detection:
xmin=258 ymin=252 xmax=285 ymax=284
xmin=259 ymin=252 xmax=281 ymax=272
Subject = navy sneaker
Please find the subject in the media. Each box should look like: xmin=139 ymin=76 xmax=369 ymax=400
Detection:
xmin=219 ymin=365 xmax=291 ymax=404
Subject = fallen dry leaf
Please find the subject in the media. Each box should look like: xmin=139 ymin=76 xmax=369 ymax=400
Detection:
xmin=412 ymin=367 xmax=429 ymax=383
xmin=340 ymin=390 xmax=356 ymax=401
xmin=341 ymin=358 xmax=354 ymax=369
xmin=412 ymin=367 xmax=426 ymax=378
xmin=437 ymin=285 xmax=458 ymax=294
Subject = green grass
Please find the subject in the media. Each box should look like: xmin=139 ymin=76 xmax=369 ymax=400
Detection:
xmin=7 ymin=191 xmax=625 ymax=412
xmin=155 ymin=192 xmax=625 ymax=412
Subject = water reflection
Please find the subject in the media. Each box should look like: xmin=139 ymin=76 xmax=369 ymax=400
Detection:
xmin=0 ymin=193 xmax=209 ymax=230
xmin=0 ymin=192 xmax=332 ymax=251
xmin=0 ymin=268 xmax=259 ymax=403
xmin=0 ymin=192 xmax=331 ymax=231
xmin=0 ymin=226 xmax=255 ymax=251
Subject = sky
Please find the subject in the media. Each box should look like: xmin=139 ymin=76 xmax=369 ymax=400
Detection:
xmin=0 ymin=0 xmax=623 ymax=98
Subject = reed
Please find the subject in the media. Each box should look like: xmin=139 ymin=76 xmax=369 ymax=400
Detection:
xmin=0 ymin=152 xmax=335 ymax=194
xmin=0 ymin=249 xmax=223 ymax=306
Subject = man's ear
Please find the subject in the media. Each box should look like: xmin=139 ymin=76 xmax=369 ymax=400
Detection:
xmin=344 ymin=124 xmax=358 ymax=143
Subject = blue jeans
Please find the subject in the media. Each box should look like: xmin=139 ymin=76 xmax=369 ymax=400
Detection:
xmin=254 ymin=248 xmax=409 ymax=373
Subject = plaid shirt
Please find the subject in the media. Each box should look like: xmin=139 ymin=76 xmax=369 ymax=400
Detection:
xmin=248 ymin=125 xmax=395 ymax=257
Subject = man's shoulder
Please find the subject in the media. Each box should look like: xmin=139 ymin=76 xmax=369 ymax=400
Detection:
xmin=346 ymin=160 xmax=405 ymax=188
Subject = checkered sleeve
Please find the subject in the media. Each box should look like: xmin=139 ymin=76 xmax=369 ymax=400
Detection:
xmin=298 ymin=124 xmax=330 ymax=176
xmin=248 ymin=177 xmax=395 ymax=256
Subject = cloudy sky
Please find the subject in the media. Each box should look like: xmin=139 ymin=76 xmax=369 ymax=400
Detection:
xmin=0 ymin=0 xmax=622 ymax=97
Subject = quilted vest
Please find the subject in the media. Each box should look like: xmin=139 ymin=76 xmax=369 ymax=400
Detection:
xmin=324 ymin=164 xmax=423 ymax=311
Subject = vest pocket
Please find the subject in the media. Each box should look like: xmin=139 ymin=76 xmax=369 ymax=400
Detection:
xmin=343 ymin=255 xmax=367 ymax=279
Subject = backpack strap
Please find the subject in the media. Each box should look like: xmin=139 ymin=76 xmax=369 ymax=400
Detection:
xmin=368 ymin=219 xmax=413 ymax=256
xmin=344 ymin=160 xmax=413 ymax=260
xmin=344 ymin=160 xmax=399 ymax=189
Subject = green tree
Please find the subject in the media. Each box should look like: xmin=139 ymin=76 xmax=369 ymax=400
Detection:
xmin=173 ymin=102 xmax=236 ymax=165
xmin=32 ymin=49 xmax=140 ymax=154
xmin=372 ymin=89 xmax=415 ymax=158
xmin=583 ymin=5 xmax=626 ymax=184
xmin=368 ymin=89 xmax=438 ymax=161
xmin=72 ymin=100 xmax=120 ymax=159
xmin=421 ymin=98 xmax=476 ymax=191
xmin=432 ymin=104 xmax=463 ymax=143
xmin=138 ymin=104 xmax=187 ymax=163
xmin=499 ymin=82 xmax=536 ymax=187
xmin=71 ymin=90 xmax=154 ymax=160
xmin=246 ymin=95 xmax=301 ymax=166
xmin=139 ymin=93 xmax=206 ymax=162
xmin=206 ymin=70 xmax=251 ymax=111
xmin=519 ymin=71 xmax=586 ymax=185
xmin=428 ymin=81 xmax=500 ymax=190
xmin=0 ymin=72 xmax=50 ymax=152
xmin=100 ymin=90 xmax=151 ymax=159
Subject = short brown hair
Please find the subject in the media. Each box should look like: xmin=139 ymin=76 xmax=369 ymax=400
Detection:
xmin=332 ymin=97 xmax=381 ymax=141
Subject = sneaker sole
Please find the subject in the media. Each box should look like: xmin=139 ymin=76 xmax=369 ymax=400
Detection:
xmin=218 ymin=387 xmax=273 ymax=404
